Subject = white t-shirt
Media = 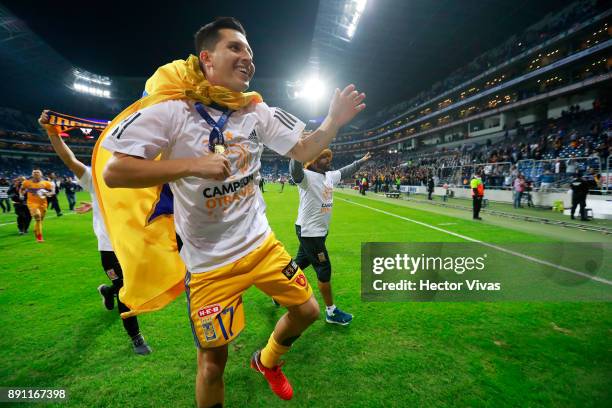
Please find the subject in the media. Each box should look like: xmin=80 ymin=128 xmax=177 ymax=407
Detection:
xmin=295 ymin=169 xmax=342 ymax=237
xmin=78 ymin=167 xmax=113 ymax=252
xmin=102 ymin=100 xmax=304 ymax=273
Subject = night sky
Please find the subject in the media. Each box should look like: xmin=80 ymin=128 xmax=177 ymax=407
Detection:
xmin=2 ymin=0 xmax=576 ymax=117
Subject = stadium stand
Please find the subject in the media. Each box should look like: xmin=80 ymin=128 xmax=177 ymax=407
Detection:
xmin=335 ymin=0 xmax=611 ymax=144
xmin=332 ymin=109 xmax=610 ymax=192
xmin=314 ymin=1 xmax=612 ymax=199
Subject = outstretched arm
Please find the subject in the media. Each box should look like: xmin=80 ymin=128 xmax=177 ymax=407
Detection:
xmin=38 ymin=110 xmax=87 ymax=179
xmin=338 ymin=152 xmax=371 ymax=179
xmin=288 ymin=84 xmax=366 ymax=163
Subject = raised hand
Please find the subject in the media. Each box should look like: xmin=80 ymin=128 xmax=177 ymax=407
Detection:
xmin=75 ymin=202 xmax=93 ymax=214
xmin=328 ymin=84 xmax=366 ymax=128
xmin=38 ymin=109 xmax=58 ymax=135
xmin=38 ymin=110 xmax=50 ymax=126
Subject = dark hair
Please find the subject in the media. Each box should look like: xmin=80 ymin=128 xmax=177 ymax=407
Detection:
xmin=194 ymin=17 xmax=246 ymax=54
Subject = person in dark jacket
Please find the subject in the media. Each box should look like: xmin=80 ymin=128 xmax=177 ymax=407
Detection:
xmin=8 ymin=177 xmax=31 ymax=234
xmin=427 ymin=175 xmax=435 ymax=200
xmin=64 ymin=176 xmax=78 ymax=211
xmin=570 ymin=173 xmax=589 ymax=221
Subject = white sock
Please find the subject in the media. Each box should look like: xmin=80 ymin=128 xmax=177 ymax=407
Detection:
xmin=326 ymin=304 xmax=336 ymax=314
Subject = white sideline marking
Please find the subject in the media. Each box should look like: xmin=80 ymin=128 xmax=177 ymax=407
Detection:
xmin=0 ymin=212 xmax=77 ymax=227
xmin=337 ymin=197 xmax=612 ymax=286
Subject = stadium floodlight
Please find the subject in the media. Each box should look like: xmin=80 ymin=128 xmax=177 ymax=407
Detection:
xmin=286 ymin=76 xmax=327 ymax=103
xmin=340 ymin=0 xmax=367 ymax=41
xmin=72 ymin=68 xmax=112 ymax=98
xmin=73 ymin=68 xmax=111 ymax=86
xmin=73 ymin=81 xmax=112 ymax=98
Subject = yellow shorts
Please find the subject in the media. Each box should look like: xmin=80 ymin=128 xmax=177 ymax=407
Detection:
xmin=27 ymin=203 xmax=47 ymax=218
xmin=185 ymin=233 xmax=312 ymax=349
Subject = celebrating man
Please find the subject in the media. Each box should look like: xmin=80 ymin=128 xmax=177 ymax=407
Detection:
xmin=289 ymin=151 xmax=371 ymax=325
xmin=20 ymin=169 xmax=53 ymax=242
xmin=101 ymin=17 xmax=366 ymax=407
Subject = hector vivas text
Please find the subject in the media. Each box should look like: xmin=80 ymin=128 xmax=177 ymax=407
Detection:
xmin=371 ymin=253 xmax=501 ymax=292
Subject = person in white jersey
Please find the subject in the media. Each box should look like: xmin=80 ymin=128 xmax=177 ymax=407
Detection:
xmin=101 ymin=17 xmax=366 ymax=407
xmin=38 ymin=110 xmax=152 ymax=356
xmin=289 ymin=150 xmax=370 ymax=325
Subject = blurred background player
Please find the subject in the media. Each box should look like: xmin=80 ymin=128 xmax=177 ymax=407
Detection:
xmin=289 ymin=150 xmax=371 ymax=325
xmin=20 ymin=169 xmax=53 ymax=242
xmin=39 ymin=109 xmax=151 ymax=355
xmin=0 ymin=177 xmax=10 ymax=213
xmin=8 ymin=176 xmax=31 ymax=235
xmin=64 ymin=176 xmax=78 ymax=211
xmin=46 ymin=172 xmax=63 ymax=217
xmin=279 ymin=175 xmax=287 ymax=192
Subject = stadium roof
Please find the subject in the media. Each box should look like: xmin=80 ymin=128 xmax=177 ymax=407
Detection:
xmin=1 ymin=0 xmax=575 ymax=120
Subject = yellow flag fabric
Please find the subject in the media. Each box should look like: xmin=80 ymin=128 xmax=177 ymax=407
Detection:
xmin=92 ymin=55 xmax=262 ymax=318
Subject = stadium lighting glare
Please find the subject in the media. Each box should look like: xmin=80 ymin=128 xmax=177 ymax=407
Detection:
xmin=73 ymin=68 xmax=112 ymax=86
xmin=73 ymin=81 xmax=112 ymax=98
xmin=287 ymin=76 xmax=326 ymax=102
xmin=355 ymin=0 xmax=367 ymax=13
xmin=72 ymin=68 xmax=112 ymax=98
xmin=347 ymin=23 xmax=357 ymax=38
xmin=301 ymin=77 xmax=326 ymax=101
xmin=342 ymin=0 xmax=367 ymax=41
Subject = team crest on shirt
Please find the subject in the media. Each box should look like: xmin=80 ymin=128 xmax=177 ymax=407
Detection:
xmin=282 ymin=260 xmax=299 ymax=280
xmin=322 ymin=185 xmax=333 ymax=201
xmin=202 ymin=320 xmax=217 ymax=342
xmin=198 ymin=304 xmax=221 ymax=342
xmin=295 ymin=272 xmax=307 ymax=288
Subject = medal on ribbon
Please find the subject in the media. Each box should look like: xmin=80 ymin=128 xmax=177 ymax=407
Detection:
xmin=195 ymin=102 xmax=233 ymax=154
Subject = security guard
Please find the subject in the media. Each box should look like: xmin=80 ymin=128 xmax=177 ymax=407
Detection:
xmin=471 ymin=172 xmax=485 ymax=220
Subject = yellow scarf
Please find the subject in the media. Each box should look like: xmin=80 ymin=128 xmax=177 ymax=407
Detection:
xmin=144 ymin=54 xmax=262 ymax=110
xmin=92 ymin=55 xmax=262 ymax=318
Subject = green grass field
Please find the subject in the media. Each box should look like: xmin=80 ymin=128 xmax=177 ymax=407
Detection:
xmin=1 ymin=186 xmax=611 ymax=407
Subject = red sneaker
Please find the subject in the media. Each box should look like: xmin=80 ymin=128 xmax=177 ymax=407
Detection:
xmin=36 ymin=234 xmax=44 ymax=243
xmin=250 ymin=350 xmax=293 ymax=400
